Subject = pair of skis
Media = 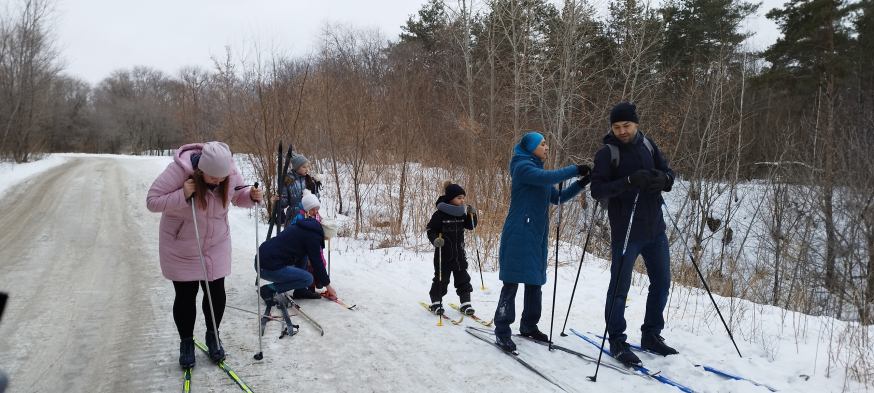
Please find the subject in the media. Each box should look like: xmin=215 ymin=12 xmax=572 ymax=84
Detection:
xmin=181 ymin=338 xmax=254 ymax=392
xmin=586 ymin=331 xmax=778 ymax=392
xmin=418 ymin=302 xmax=494 ymax=326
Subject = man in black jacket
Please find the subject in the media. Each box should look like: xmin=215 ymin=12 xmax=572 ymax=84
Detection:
xmin=590 ymin=102 xmax=678 ymax=366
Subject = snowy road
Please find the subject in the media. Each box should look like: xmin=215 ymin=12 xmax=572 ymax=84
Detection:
xmin=0 ymin=157 xmax=176 ymax=392
xmin=0 ymin=155 xmax=852 ymax=392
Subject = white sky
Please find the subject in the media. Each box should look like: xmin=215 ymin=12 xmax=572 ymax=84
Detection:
xmin=53 ymin=0 xmax=784 ymax=86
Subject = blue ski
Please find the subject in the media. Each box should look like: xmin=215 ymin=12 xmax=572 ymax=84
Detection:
xmin=588 ymin=332 xmax=777 ymax=391
xmin=569 ymin=329 xmax=697 ymax=393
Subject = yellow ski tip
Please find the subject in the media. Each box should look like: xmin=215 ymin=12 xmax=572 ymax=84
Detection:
xmin=452 ymin=316 xmax=463 ymax=325
xmin=485 ymin=318 xmax=494 ymax=326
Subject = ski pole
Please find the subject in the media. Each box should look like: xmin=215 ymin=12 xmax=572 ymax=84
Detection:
xmin=189 ymin=179 xmax=222 ymax=361
xmin=662 ymin=200 xmax=742 ymax=358
xmin=437 ymin=233 xmax=443 ymax=326
xmin=328 ymin=238 xmax=331 ymax=276
xmin=548 ymin=182 xmax=564 ymax=350
xmin=253 ymin=182 xmax=264 ymax=361
xmin=589 ymin=191 xmax=639 ymax=383
xmin=471 ymin=210 xmax=486 ymax=291
xmin=560 ymin=203 xmax=599 ymax=336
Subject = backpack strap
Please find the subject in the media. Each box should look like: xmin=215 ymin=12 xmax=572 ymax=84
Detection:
xmin=607 ymin=134 xmax=655 ymax=169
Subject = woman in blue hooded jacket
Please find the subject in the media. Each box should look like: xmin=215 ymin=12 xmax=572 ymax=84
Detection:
xmin=493 ymin=132 xmax=590 ymax=352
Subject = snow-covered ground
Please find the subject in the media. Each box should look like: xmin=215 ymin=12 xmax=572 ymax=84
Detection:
xmin=0 ymin=153 xmax=864 ymax=392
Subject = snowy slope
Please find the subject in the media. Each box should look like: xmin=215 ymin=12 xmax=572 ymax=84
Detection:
xmin=4 ymin=154 xmax=859 ymax=392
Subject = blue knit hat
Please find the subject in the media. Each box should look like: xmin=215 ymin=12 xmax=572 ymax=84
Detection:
xmin=519 ymin=132 xmax=544 ymax=153
xmin=610 ymin=102 xmax=639 ymax=124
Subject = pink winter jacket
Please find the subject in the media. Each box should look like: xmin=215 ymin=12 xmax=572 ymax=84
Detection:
xmin=146 ymin=143 xmax=256 ymax=282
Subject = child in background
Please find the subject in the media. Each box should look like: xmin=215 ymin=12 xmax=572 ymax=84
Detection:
xmin=426 ymin=180 xmax=478 ymax=315
xmin=278 ymin=153 xmax=322 ymax=226
xmin=290 ymin=190 xmax=328 ymax=298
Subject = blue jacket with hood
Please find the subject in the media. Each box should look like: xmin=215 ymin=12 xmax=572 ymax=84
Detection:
xmin=590 ymin=131 xmax=674 ymax=243
xmin=498 ymin=145 xmax=583 ymax=285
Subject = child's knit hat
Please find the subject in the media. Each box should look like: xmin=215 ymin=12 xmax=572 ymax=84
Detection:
xmin=442 ymin=179 xmax=466 ymax=203
xmin=290 ymin=153 xmax=309 ymax=172
xmin=301 ymin=190 xmax=320 ymax=212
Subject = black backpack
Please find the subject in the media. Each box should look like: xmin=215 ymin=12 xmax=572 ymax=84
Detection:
xmin=598 ymin=135 xmax=654 ymax=211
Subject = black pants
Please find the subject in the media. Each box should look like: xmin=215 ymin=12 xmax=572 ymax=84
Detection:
xmin=429 ymin=269 xmax=473 ymax=303
xmin=172 ymin=278 xmax=226 ymax=339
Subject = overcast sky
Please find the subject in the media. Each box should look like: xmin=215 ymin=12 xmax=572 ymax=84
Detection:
xmin=54 ymin=0 xmax=784 ymax=86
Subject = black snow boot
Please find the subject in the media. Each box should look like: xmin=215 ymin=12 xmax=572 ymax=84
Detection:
xmin=205 ymin=331 xmax=225 ymax=362
xmin=429 ymin=301 xmax=444 ymax=315
xmin=640 ymin=332 xmax=679 ymax=356
xmin=609 ymin=338 xmax=642 ymax=366
xmin=259 ymin=285 xmax=276 ymax=303
xmin=459 ymin=302 xmax=476 ymax=316
xmin=292 ymin=288 xmax=321 ymax=299
xmin=495 ymin=336 xmax=517 ymax=353
xmin=179 ymin=337 xmax=195 ymax=368
xmin=519 ymin=329 xmax=550 ymax=343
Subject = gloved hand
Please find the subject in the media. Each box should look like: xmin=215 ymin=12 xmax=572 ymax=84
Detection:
xmin=576 ymin=174 xmax=591 ymax=188
xmin=626 ymin=169 xmax=652 ymax=190
xmin=576 ymin=164 xmax=591 ymax=177
xmin=466 ymin=205 xmax=475 ymax=216
xmin=646 ymin=169 xmax=669 ymax=194
xmin=433 ymin=237 xmax=445 ymax=247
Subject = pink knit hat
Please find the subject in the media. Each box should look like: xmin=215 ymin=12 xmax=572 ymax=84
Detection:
xmin=199 ymin=142 xmax=232 ymax=178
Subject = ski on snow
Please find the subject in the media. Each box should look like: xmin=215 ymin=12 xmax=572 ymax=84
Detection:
xmin=465 ymin=326 xmax=636 ymax=376
xmin=321 ymin=292 xmax=356 ymax=310
xmin=182 ymin=367 xmax=192 ymax=392
xmin=192 ymin=338 xmax=254 ymax=393
xmin=281 ymin=293 xmax=325 ymax=336
xmin=466 ymin=327 xmax=574 ymax=393
xmin=569 ymin=329 xmax=698 ymax=393
xmin=449 ymin=303 xmax=493 ymax=326
xmin=588 ymin=332 xmax=777 ymax=391
xmin=418 ymin=302 xmax=463 ymax=324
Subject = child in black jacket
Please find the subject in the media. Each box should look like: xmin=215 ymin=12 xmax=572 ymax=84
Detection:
xmin=426 ymin=180 xmax=478 ymax=315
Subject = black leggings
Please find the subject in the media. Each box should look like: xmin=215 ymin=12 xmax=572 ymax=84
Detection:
xmin=172 ymin=278 xmax=226 ymax=339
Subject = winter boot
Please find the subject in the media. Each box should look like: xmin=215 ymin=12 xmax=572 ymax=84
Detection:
xmin=519 ymin=329 xmax=550 ymax=343
xmin=259 ymin=284 xmax=276 ymax=303
xmin=205 ymin=331 xmax=225 ymax=362
xmin=640 ymin=331 xmax=679 ymax=356
xmin=495 ymin=336 xmax=517 ymax=353
xmin=179 ymin=337 xmax=195 ymax=368
xmin=429 ymin=301 xmax=444 ymax=315
xmin=459 ymin=302 xmax=476 ymax=316
xmin=608 ymin=338 xmax=642 ymax=366
xmin=292 ymin=288 xmax=321 ymax=299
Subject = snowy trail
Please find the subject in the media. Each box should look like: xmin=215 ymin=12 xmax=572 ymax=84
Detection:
xmin=0 ymin=155 xmax=856 ymax=392
xmin=0 ymin=157 xmax=177 ymax=392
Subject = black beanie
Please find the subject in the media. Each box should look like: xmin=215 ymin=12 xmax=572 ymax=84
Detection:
xmin=610 ymin=102 xmax=639 ymax=124
xmin=444 ymin=184 xmax=466 ymax=202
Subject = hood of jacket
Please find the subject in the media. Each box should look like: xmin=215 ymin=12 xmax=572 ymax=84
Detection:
xmin=174 ymin=143 xmax=204 ymax=173
xmin=509 ymin=143 xmax=544 ymax=174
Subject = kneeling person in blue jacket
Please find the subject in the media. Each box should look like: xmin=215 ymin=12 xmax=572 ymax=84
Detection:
xmin=256 ymin=216 xmax=338 ymax=302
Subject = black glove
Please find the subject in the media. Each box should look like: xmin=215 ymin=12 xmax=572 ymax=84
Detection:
xmin=576 ymin=164 xmax=591 ymax=177
xmin=576 ymin=174 xmax=591 ymax=188
xmin=626 ymin=169 xmax=652 ymax=190
xmin=646 ymin=169 xmax=669 ymax=194
xmin=466 ymin=205 xmax=475 ymax=215
xmin=433 ymin=238 xmax=445 ymax=248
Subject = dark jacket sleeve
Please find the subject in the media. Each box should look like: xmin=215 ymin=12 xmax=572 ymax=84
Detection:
xmin=426 ymin=211 xmax=442 ymax=244
xmin=649 ymin=138 xmax=675 ymax=192
xmin=307 ymin=232 xmax=330 ymax=286
xmin=590 ymin=146 xmax=627 ymax=200
xmin=279 ymin=181 xmax=290 ymax=209
xmin=463 ymin=211 xmax=477 ymax=230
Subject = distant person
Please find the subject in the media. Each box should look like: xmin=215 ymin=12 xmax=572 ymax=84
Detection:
xmin=147 ymin=142 xmax=263 ymax=368
xmin=494 ymin=132 xmax=590 ymax=352
xmin=256 ymin=216 xmax=339 ymax=303
xmin=589 ymin=103 xmax=678 ymax=366
xmin=277 ymin=153 xmax=322 ymax=226
xmin=426 ymin=180 xmax=478 ymax=316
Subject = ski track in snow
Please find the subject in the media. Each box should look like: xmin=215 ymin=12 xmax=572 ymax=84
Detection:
xmin=0 ymin=154 xmax=861 ymax=392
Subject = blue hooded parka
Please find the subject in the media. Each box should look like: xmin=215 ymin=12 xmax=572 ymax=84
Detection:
xmin=498 ymin=144 xmax=583 ymax=285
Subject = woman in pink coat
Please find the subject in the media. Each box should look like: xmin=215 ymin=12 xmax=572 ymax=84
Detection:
xmin=147 ymin=142 xmax=263 ymax=368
